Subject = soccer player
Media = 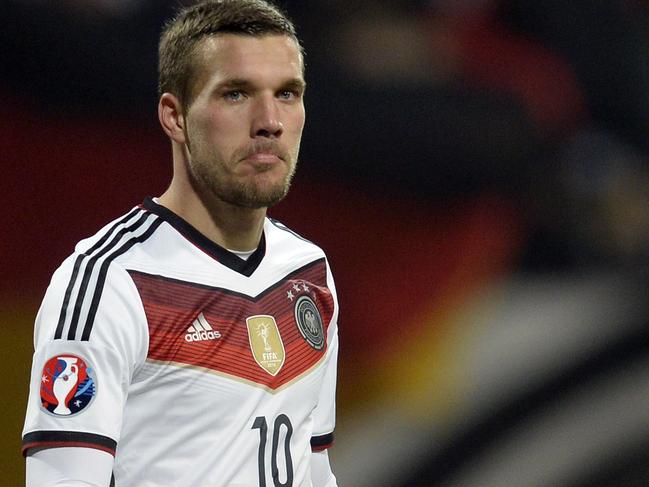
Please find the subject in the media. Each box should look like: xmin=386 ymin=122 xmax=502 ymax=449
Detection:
xmin=21 ymin=1 xmax=339 ymax=486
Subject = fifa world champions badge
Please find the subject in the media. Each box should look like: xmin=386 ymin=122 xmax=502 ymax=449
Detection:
xmin=40 ymin=354 xmax=97 ymax=416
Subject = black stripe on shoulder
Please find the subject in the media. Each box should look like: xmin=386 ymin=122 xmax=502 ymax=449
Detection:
xmin=54 ymin=208 xmax=142 ymax=339
xmin=54 ymin=254 xmax=87 ymax=339
xmin=66 ymin=212 xmax=153 ymax=341
xmin=80 ymin=216 xmax=164 ymax=341
xmin=22 ymin=430 xmax=117 ymax=457
xmin=268 ymin=217 xmax=315 ymax=245
xmin=311 ymin=432 xmax=334 ymax=451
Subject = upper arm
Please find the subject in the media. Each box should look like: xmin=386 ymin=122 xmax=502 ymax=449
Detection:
xmin=22 ymin=258 xmax=148 ymax=457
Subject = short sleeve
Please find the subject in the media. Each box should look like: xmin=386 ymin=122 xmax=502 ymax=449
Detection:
xmin=22 ymin=255 xmax=148 ymax=456
xmin=310 ymin=259 xmax=339 ymax=451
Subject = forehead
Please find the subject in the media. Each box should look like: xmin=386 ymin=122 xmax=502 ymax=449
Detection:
xmin=192 ymin=34 xmax=304 ymax=89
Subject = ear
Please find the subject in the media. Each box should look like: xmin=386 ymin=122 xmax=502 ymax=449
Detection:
xmin=158 ymin=93 xmax=187 ymax=144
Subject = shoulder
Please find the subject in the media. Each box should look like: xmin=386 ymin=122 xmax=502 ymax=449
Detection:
xmin=48 ymin=204 xmax=155 ymax=297
xmin=265 ymin=217 xmax=337 ymax=283
xmin=266 ymin=217 xmax=326 ymax=255
xmin=37 ymin=205 xmax=163 ymax=343
xmin=74 ymin=205 xmax=164 ymax=261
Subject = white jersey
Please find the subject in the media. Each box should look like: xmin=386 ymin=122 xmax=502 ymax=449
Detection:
xmin=22 ymin=198 xmax=339 ymax=487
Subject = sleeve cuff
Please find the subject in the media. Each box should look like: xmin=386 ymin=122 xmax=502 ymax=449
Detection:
xmin=22 ymin=431 xmax=117 ymax=457
xmin=311 ymin=432 xmax=334 ymax=452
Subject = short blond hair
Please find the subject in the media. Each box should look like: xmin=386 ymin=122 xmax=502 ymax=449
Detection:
xmin=158 ymin=0 xmax=301 ymax=110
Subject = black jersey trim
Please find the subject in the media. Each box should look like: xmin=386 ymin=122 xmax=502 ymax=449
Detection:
xmin=22 ymin=430 xmax=117 ymax=457
xmin=311 ymin=432 xmax=334 ymax=451
xmin=54 ymin=208 xmax=142 ymax=339
xmin=143 ymin=197 xmax=266 ymax=277
xmin=128 ymin=257 xmax=326 ymax=302
xmin=80 ymin=217 xmax=164 ymax=341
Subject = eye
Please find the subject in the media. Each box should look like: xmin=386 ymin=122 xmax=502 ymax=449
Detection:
xmin=278 ymin=90 xmax=299 ymax=100
xmin=224 ymin=90 xmax=245 ymax=102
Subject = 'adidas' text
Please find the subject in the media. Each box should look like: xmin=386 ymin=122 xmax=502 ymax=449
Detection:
xmin=185 ymin=312 xmax=222 ymax=342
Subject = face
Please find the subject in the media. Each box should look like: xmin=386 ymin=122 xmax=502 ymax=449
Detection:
xmin=182 ymin=34 xmax=306 ymax=209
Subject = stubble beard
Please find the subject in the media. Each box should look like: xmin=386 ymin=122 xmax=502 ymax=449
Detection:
xmin=191 ymin=153 xmax=298 ymax=210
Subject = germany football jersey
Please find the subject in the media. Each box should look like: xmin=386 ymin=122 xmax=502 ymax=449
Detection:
xmin=22 ymin=198 xmax=339 ymax=487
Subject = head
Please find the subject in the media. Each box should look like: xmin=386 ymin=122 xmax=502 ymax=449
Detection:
xmin=158 ymin=0 xmax=306 ymax=209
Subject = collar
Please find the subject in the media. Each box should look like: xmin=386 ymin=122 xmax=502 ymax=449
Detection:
xmin=142 ymin=197 xmax=266 ymax=277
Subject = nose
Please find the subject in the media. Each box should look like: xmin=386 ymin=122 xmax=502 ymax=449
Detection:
xmin=251 ymin=96 xmax=283 ymax=138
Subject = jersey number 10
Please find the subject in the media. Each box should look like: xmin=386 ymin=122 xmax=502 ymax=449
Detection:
xmin=252 ymin=415 xmax=294 ymax=486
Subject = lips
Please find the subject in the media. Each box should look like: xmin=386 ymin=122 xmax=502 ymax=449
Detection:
xmin=244 ymin=152 xmax=283 ymax=164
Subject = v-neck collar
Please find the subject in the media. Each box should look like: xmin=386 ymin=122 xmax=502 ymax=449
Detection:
xmin=143 ymin=197 xmax=266 ymax=277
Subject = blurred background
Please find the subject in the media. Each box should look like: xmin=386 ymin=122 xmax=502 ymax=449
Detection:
xmin=2 ymin=0 xmax=649 ymax=485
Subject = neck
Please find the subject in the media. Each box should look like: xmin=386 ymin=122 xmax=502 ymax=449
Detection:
xmin=158 ymin=169 xmax=266 ymax=253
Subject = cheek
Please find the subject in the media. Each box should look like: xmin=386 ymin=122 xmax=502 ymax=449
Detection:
xmin=194 ymin=115 xmax=240 ymax=156
xmin=212 ymin=110 xmax=250 ymax=138
xmin=295 ymin=105 xmax=306 ymax=129
xmin=287 ymin=109 xmax=306 ymax=139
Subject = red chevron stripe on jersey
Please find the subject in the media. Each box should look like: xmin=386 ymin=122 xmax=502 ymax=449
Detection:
xmin=128 ymin=259 xmax=334 ymax=389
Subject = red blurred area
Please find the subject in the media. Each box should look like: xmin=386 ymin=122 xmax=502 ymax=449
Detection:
xmin=2 ymin=97 xmax=525 ymax=355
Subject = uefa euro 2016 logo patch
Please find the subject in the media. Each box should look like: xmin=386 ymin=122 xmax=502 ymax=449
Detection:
xmin=40 ymin=354 xmax=97 ymax=416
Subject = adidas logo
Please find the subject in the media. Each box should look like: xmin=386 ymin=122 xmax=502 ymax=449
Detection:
xmin=185 ymin=312 xmax=222 ymax=342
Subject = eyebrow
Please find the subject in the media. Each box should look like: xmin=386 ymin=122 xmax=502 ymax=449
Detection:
xmin=283 ymin=78 xmax=307 ymax=92
xmin=216 ymin=77 xmax=306 ymax=92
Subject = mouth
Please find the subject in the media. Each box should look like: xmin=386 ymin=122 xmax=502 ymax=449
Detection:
xmin=243 ymin=152 xmax=284 ymax=165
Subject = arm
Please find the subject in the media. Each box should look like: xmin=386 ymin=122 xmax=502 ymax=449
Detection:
xmin=310 ymin=260 xmax=340 ymax=487
xmin=22 ymin=252 xmax=149 ymax=481
xmin=27 ymin=447 xmax=114 ymax=487
xmin=310 ymin=450 xmax=338 ymax=487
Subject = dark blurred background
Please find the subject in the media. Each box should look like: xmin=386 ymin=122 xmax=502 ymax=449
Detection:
xmin=2 ymin=1 xmax=649 ymax=485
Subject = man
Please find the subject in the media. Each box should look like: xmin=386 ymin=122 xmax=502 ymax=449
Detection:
xmin=22 ymin=1 xmax=339 ymax=486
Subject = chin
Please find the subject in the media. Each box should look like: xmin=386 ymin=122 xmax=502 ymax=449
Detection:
xmin=221 ymin=181 xmax=290 ymax=209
